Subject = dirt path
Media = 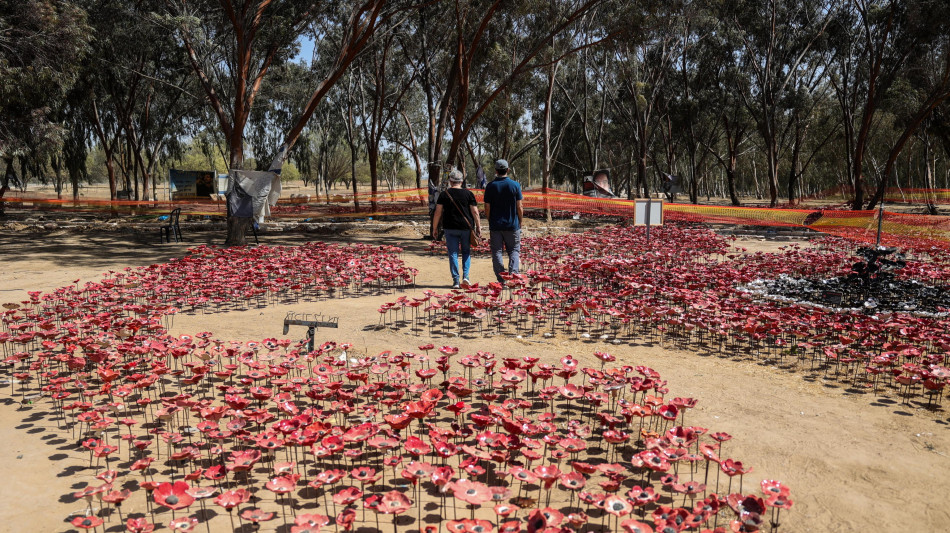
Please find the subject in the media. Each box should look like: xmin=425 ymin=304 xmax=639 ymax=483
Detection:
xmin=0 ymin=229 xmax=947 ymax=532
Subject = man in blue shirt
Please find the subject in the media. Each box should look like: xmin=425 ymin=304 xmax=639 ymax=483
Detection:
xmin=483 ymin=159 xmax=523 ymax=284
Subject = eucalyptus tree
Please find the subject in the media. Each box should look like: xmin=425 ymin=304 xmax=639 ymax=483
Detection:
xmin=355 ymin=27 xmax=417 ymax=206
xmin=668 ymin=1 xmax=722 ymax=204
xmin=247 ymin=61 xmax=314 ymax=172
xmin=62 ymin=114 xmax=90 ymax=201
xmin=431 ymin=0 xmax=616 ymax=172
xmin=162 ymin=0 xmax=419 ymax=243
xmin=612 ymin=2 xmax=682 ymax=198
xmin=867 ymin=24 xmax=950 ymax=208
xmin=826 ymin=0 xmax=948 ymax=208
xmin=695 ymin=5 xmax=751 ymax=206
xmin=389 ymin=91 xmax=427 ymax=194
xmin=64 ymin=0 xmax=193 ymax=201
xmin=731 ymin=0 xmax=837 ymax=207
xmin=552 ymin=45 xmax=608 ymax=182
xmin=533 ymin=1 xmax=614 ymax=202
xmin=0 ymin=0 xmax=88 ymax=212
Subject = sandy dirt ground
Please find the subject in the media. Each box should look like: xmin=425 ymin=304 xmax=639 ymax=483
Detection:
xmin=0 ymin=226 xmax=948 ymax=533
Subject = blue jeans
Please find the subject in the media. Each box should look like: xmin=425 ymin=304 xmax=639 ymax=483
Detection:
xmin=490 ymin=229 xmax=520 ymax=281
xmin=444 ymin=229 xmax=471 ymax=283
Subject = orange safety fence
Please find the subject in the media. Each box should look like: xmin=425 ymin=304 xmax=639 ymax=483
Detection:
xmin=799 ymin=185 xmax=950 ymax=205
xmin=880 ymin=188 xmax=950 ymax=205
xmin=5 ymin=188 xmax=950 ymax=249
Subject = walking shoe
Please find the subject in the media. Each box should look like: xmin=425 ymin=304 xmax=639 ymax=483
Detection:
xmin=461 ymin=279 xmax=470 ymax=288
xmin=452 ymin=282 xmax=461 ymax=289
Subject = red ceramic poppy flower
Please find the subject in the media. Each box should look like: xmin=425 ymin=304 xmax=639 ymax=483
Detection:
xmin=185 ymin=486 xmax=217 ymax=500
xmin=403 ymin=435 xmax=432 ymax=456
xmin=333 ymin=486 xmax=363 ymax=505
xmin=760 ymin=479 xmax=790 ymax=498
xmin=620 ymin=519 xmax=654 ymax=533
xmin=431 ymin=465 xmax=455 ymax=490
xmin=314 ymin=469 xmax=346 ymax=486
xmin=168 ymin=516 xmax=198 ymax=532
xmin=125 ymin=517 xmax=155 ymax=533
xmin=451 ymin=479 xmax=492 ymax=505
xmin=102 ymin=489 xmax=132 ymax=505
xmin=494 ymin=503 xmax=520 ymax=517
xmin=603 ymin=495 xmax=634 ymax=517
xmin=533 ymin=464 xmax=562 ymax=489
xmin=628 ymin=485 xmax=659 ymax=506
xmin=711 ymin=431 xmax=732 ymax=442
xmin=226 ymin=449 xmax=262 ymax=472
xmin=213 ymin=488 xmax=250 ymax=510
xmin=71 ymin=515 xmax=104 ymax=530
xmin=241 ymin=508 xmax=275 ymax=523
xmin=765 ymin=492 xmax=794 ymax=510
xmin=558 ymin=383 xmax=584 ymax=399
xmin=720 ymin=459 xmax=751 ymax=477
xmin=727 ymin=493 xmax=767 ymax=517
xmin=349 ymin=466 xmax=381 ymax=484
xmin=572 ymin=461 xmax=597 ymax=474
xmin=154 ymin=481 xmax=194 ymax=510
xmin=558 ymin=437 xmax=586 ymax=453
xmin=377 ymin=490 xmax=412 ymax=515
xmin=498 ymin=520 xmax=522 ymax=533
xmin=295 ymin=514 xmax=331 ymax=528
xmin=401 ymin=461 xmax=435 ymax=484
xmin=445 ymin=519 xmax=468 ymax=532
xmin=508 ymin=466 xmax=539 ymax=484
xmin=467 ymin=518 xmax=494 ymax=533
xmin=266 ymin=474 xmax=299 ymax=494
xmin=336 ymin=508 xmax=356 ymax=531
xmin=537 ymin=507 xmax=565 ymax=526
xmin=559 ymin=471 xmax=586 ymax=491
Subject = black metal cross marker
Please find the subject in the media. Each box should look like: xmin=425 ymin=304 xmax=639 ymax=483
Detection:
xmin=283 ymin=312 xmax=339 ymax=351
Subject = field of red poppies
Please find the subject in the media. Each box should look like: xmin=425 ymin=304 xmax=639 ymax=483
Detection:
xmin=402 ymin=225 xmax=950 ymax=408
xmin=1 ymin=223 xmax=948 ymax=533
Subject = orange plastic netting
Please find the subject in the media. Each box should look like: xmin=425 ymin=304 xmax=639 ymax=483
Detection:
xmin=4 ymin=188 xmax=950 ymax=248
xmin=800 ymin=185 xmax=950 ymax=205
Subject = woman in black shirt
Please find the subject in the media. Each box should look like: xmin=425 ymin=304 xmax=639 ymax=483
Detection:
xmin=431 ymin=169 xmax=482 ymax=288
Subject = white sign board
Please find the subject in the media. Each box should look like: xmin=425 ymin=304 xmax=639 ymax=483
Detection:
xmin=633 ymin=199 xmax=664 ymax=226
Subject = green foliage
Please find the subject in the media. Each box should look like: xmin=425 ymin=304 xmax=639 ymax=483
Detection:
xmin=7 ymin=0 xmax=950 ymax=207
xmin=171 ymin=142 xmax=228 ymax=173
xmin=280 ymin=162 xmax=301 ymax=182
xmin=0 ymin=0 xmax=89 ymax=158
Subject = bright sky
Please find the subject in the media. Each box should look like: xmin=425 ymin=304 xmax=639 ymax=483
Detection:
xmin=294 ymin=36 xmax=315 ymax=63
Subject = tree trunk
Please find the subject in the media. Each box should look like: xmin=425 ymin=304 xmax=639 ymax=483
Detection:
xmin=368 ymin=146 xmax=379 ymax=211
xmin=541 ymin=59 xmax=557 ymax=222
xmin=0 ymin=157 xmax=15 ymax=216
xmin=105 ymin=157 xmax=118 ymax=205
xmin=726 ymin=129 xmax=742 ymax=206
xmin=401 ymin=111 xmax=424 ymax=205
xmin=687 ymin=148 xmax=698 ymax=204
xmin=350 ymin=141 xmax=359 ymax=210
xmin=726 ymin=166 xmax=740 ymax=206
xmin=636 ymin=136 xmax=648 ymax=200
xmin=71 ymin=166 xmax=80 ymax=200
xmin=764 ymin=135 xmax=779 ymax=207
xmin=225 ymin=140 xmax=251 ymax=246
xmin=868 ymin=64 xmax=950 ymax=209
xmin=53 ymin=156 xmax=64 ymax=200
